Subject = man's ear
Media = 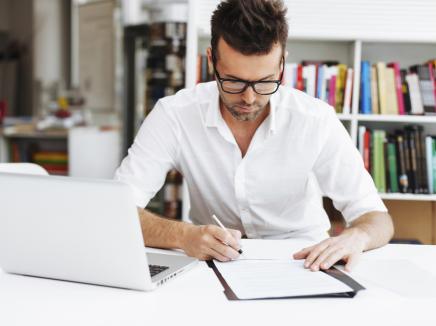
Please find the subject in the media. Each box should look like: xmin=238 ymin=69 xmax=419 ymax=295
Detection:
xmin=206 ymin=47 xmax=214 ymax=74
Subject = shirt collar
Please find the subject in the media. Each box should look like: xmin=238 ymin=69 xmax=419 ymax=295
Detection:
xmin=205 ymin=82 xmax=279 ymax=134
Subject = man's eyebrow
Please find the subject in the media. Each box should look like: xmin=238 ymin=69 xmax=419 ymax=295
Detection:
xmin=224 ymin=73 xmax=276 ymax=81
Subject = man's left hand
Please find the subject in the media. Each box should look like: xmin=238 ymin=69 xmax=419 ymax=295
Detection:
xmin=293 ymin=227 xmax=370 ymax=272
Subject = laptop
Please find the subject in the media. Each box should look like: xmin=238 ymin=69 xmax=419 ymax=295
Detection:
xmin=0 ymin=172 xmax=197 ymax=291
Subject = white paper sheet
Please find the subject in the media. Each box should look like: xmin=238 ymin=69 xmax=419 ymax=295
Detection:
xmin=214 ymin=260 xmax=353 ymax=299
xmin=238 ymin=239 xmax=315 ymax=260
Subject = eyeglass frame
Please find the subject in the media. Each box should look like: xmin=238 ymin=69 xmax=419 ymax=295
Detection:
xmin=211 ymin=54 xmax=285 ymax=95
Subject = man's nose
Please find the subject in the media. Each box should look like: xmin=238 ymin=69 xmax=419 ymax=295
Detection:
xmin=241 ymin=86 xmax=256 ymax=105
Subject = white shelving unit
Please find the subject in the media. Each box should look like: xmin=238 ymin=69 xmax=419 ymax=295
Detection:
xmin=182 ymin=0 xmax=436 ymax=219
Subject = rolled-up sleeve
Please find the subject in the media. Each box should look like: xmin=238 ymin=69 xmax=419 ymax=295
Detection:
xmin=313 ymin=109 xmax=387 ymax=224
xmin=114 ymin=100 xmax=180 ymax=208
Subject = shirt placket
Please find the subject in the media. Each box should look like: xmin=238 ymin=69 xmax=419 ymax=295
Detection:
xmin=234 ymin=157 xmax=258 ymax=238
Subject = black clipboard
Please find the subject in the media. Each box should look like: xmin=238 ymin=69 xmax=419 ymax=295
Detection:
xmin=207 ymin=260 xmax=365 ymax=300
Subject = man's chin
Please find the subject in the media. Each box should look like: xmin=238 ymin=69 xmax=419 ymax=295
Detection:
xmin=233 ymin=112 xmax=259 ymax=122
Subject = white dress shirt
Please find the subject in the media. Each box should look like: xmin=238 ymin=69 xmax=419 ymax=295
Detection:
xmin=115 ymin=81 xmax=387 ymax=242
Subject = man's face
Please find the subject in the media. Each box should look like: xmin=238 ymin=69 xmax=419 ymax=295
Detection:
xmin=209 ymin=39 xmax=283 ymax=122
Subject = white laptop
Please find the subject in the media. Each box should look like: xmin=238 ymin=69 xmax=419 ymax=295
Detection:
xmin=0 ymin=172 xmax=197 ymax=291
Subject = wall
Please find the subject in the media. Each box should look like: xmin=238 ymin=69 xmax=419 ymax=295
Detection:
xmin=0 ymin=0 xmax=10 ymax=32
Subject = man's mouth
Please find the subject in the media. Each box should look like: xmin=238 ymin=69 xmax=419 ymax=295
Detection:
xmin=236 ymin=105 xmax=254 ymax=112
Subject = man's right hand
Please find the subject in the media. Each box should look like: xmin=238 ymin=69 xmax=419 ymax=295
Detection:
xmin=180 ymin=224 xmax=242 ymax=261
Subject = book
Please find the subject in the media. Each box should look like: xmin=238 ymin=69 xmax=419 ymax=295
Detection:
xmin=405 ymin=127 xmax=419 ymax=193
xmin=387 ymin=62 xmax=406 ymax=115
xmin=372 ymin=130 xmax=386 ymax=193
xmin=406 ymin=73 xmax=424 ymax=115
xmin=360 ymin=61 xmax=372 ymax=114
xmin=417 ymin=125 xmax=429 ymax=193
xmin=342 ymin=68 xmax=353 ymax=114
xmin=427 ymin=60 xmax=436 ymax=111
xmin=433 ymin=137 xmax=436 ymax=193
xmin=370 ymin=66 xmax=379 ymax=114
xmin=385 ymin=67 xmax=399 ymax=115
xmin=364 ymin=129 xmax=371 ymax=172
xmin=387 ymin=139 xmax=399 ymax=193
xmin=283 ymin=63 xmax=298 ymax=88
xmin=425 ymin=136 xmax=433 ymax=194
xmin=410 ymin=64 xmax=436 ymax=114
xmin=400 ymin=69 xmax=412 ymax=114
xmin=296 ymin=64 xmax=304 ymax=91
xmin=302 ymin=65 xmax=316 ymax=98
xmin=396 ymin=132 xmax=409 ymax=193
xmin=328 ymin=75 xmax=337 ymax=107
xmin=376 ymin=62 xmax=388 ymax=115
xmin=335 ymin=64 xmax=347 ymax=113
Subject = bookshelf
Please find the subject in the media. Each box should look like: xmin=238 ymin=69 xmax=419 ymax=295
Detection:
xmin=182 ymin=0 xmax=436 ymax=242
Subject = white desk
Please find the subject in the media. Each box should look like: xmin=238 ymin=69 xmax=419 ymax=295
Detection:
xmin=1 ymin=243 xmax=436 ymax=326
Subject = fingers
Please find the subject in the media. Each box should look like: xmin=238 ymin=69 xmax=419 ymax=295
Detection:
xmin=295 ymin=237 xmax=363 ymax=272
xmin=316 ymin=247 xmax=346 ymax=270
xmin=301 ymin=240 xmax=331 ymax=269
xmin=293 ymin=245 xmax=314 ymax=260
xmin=210 ymin=226 xmax=242 ymax=252
xmin=228 ymin=229 xmax=242 ymax=241
xmin=198 ymin=226 xmax=240 ymax=261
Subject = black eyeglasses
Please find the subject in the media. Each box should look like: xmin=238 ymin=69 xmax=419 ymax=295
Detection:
xmin=212 ymin=56 xmax=284 ymax=95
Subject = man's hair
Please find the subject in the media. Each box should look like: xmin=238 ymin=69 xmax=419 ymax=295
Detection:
xmin=210 ymin=0 xmax=288 ymax=63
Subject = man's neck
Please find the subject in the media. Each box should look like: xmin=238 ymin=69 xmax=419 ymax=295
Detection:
xmin=220 ymin=101 xmax=271 ymax=157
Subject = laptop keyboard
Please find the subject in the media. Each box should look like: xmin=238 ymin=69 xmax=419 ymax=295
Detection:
xmin=148 ymin=264 xmax=169 ymax=277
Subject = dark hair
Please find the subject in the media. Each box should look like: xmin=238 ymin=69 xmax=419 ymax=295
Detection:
xmin=210 ymin=0 xmax=288 ymax=63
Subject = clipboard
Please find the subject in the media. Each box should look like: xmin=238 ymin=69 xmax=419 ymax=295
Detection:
xmin=207 ymin=260 xmax=365 ymax=300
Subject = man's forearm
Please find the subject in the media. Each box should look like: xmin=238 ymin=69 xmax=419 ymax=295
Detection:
xmin=347 ymin=211 xmax=394 ymax=251
xmin=137 ymin=208 xmax=192 ymax=249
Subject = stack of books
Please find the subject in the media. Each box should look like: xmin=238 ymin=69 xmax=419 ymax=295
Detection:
xmin=32 ymin=151 xmax=68 ymax=176
xmin=282 ymin=61 xmax=354 ymax=114
xmin=358 ymin=124 xmax=436 ymax=194
xmin=145 ymin=22 xmax=186 ymax=116
xmin=359 ymin=59 xmax=436 ymax=115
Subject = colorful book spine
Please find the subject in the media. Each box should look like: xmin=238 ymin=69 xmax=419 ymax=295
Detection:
xmin=376 ymin=62 xmax=388 ymax=115
xmin=387 ymin=62 xmax=406 ymax=115
xmin=385 ymin=67 xmax=399 ymax=115
xmin=426 ymin=136 xmax=433 ymax=194
xmin=396 ymin=132 xmax=409 ymax=193
xmin=360 ymin=61 xmax=372 ymax=114
xmin=342 ymin=68 xmax=353 ymax=114
xmin=387 ymin=140 xmax=399 ymax=192
xmin=370 ymin=66 xmax=379 ymax=114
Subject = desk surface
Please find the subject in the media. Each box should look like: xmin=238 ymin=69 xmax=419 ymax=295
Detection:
xmin=1 ymin=243 xmax=436 ymax=326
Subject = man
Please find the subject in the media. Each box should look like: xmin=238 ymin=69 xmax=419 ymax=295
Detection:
xmin=115 ymin=0 xmax=394 ymax=272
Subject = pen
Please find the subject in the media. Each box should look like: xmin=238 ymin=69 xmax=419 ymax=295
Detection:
xmin=212 ymin=214 xmax=243 ymax=254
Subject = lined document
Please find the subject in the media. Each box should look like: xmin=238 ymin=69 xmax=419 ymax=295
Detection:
xmin=214 ymin=260 xmax=353 ymax=299
xmin=238 ymin=239 xmax=314 ymax=260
